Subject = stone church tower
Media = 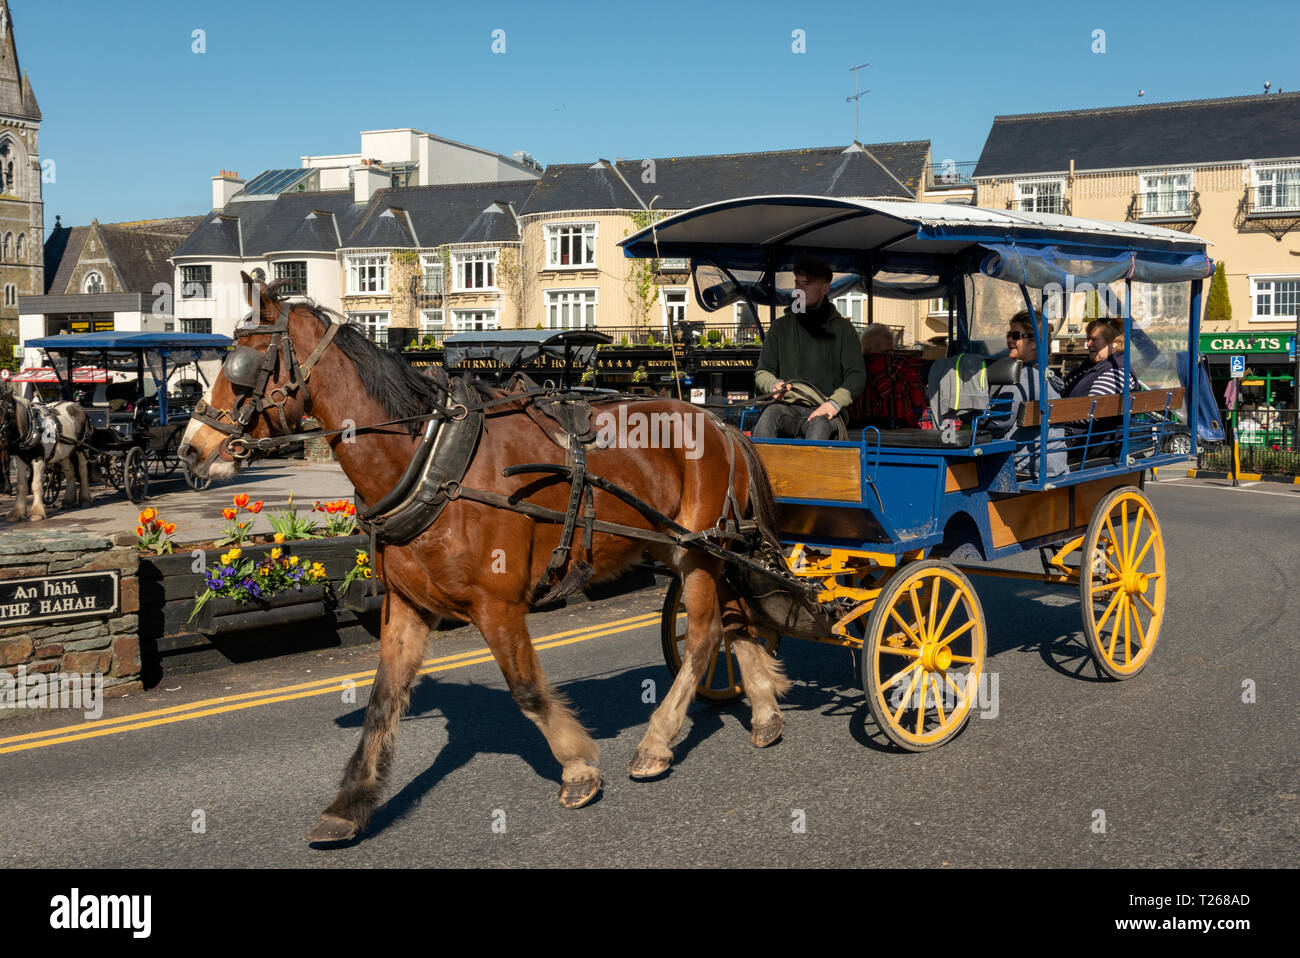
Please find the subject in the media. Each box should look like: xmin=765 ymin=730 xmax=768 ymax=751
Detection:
xmin=0 ymin=0 xmax=41 ymax=337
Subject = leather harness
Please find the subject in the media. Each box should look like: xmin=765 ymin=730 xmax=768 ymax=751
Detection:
xmin=199 ymin=308 xmax=769 ymax=605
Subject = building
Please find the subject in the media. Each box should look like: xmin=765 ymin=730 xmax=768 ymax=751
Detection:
xmin=0 ymin=0 xmax=43 ymax=338
xmin=973 ymin=92 xmax=1300 ymax=402
xmin=17 ymin=215 xmax=203 ymax=366
xmin=170 ymin=130 xmax=541 ymax=340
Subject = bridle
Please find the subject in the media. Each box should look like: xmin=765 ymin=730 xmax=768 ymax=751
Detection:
xmin=191 ymin=301 xmax=340 ymax=460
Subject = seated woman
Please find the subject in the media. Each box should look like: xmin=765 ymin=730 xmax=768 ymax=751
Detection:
xmin=984 ymin=311 xmax=1067 ymax=478
xmin=1059 ymin=318 xmax=1140 ymax=461
xmin=848 ymin=324 xmax=926 ymax=430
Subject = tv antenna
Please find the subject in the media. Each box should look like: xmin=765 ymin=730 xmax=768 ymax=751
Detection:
xmin=847 ymin=62 xmax=870 ymax=143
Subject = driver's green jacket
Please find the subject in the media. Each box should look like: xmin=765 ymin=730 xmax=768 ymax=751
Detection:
xmin=754 ymin=303 xmax=867 ymax=411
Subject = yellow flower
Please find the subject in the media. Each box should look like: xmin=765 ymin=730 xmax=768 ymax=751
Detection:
xmin=273 ymin=533 xmax=285 ymax=544
xmin=228 ymin=547 xmax=242 ymax=560
xmin=355 ymin=552 xmax=369 ymax=567
xmin=362 ymin=568 xmax=372 ymax=579
xmin=311 ymin=562 xmax=326 ymax=577
xmin=219 ymin=552 xmax=230 ymax=565
xmin=289 ymin=556 xmax=299 ymax=566
xmin=270 ymin=547 xmax=282 ymax=560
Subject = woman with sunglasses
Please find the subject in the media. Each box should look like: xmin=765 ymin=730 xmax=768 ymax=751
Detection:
xmin=1058 ymin=318 xmax=1141 ymax=461
xmin=986 ymin=311 xmax=1067 ymax=478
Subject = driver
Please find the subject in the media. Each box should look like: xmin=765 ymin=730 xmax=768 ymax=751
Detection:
xmin=752 ymin=256 xmax=866 ymax=440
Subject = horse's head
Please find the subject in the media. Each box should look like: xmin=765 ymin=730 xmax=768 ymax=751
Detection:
xmin=179 ymin=272 xmax=326 ymax=480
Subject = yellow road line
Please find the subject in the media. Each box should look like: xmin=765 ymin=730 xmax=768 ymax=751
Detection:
xmin=0 ymin=611 xmax=660 ymax=755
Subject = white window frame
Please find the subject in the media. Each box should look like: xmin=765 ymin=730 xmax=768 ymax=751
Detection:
xmin=346 ymin=254 xmax=389 ymax=295
xmin=451 ymin=249 xmax=498 ymax=292
xmin=420 ymin=254 xmax=444 ymax=294
xmin=1252 ymin=163 xmax=1300 ymax=212
xmin=346 ymin=310 xmax=391 ymax=346
xmin=545 ymin=222 xmax=597 ymax=270
xmin=834 ymin=292 xmax=867 ymax=327
xmin=180 ymin=318 xmax=213 ymax=334
xmin=272 ymin=259 xmax=308 ymax=296
xmin=1249 ymin=275 xmax=1300 ymax=323
xmin=451 ymin=308 xmax=499 ymax=332
xmin=1014 ymin=177 xmax=1065 ymax=214
xmin=660 ymin=286 xmax=688 ymax=333
xmin=1138 ymin=170 xmax=1193 ymax=217
xmin=927 ymin=296 xmax=950 ymax=316
xmin=82 ymin=270 xmax=106 ymax=295
xmin=544 ymin=288 xmax=598 ymax=330
xmin=180 ymin=264 xmax=212 ymax=300
xmin=419 ymin=309 xmax=445 ymax=338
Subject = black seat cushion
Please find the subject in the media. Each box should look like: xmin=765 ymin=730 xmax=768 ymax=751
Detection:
xmin=849 ymin=427 xmax=996 ymax=448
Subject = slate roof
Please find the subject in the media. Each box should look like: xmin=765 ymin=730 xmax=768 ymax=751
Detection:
xmin=974 ymin=92 xmax=1300 ymax=178
xmin=172 ymin=181 xmax=535 ymax=257
xmin=519 ymin=142 xmax=931 ymax=215
xmin=100 ymin=218 xmax=205 ymax=292
xmin=46 ymin=216 xmax=204 ymax=294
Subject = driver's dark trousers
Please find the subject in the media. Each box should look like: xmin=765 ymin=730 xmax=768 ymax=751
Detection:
xmin=752 ymin=403 xmax=837 ymax=440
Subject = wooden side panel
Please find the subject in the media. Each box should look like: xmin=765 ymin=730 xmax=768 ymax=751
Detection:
xmin=1130 ymin=387 xmax=1184 ymax=415
xmin=945 ymin=461 xmax=980 ymax=493
xmin=1047 ymin=393 xmax=1124 ymax=424
xmin=755 ymin=445 xmax=861 ymax=502
xmin=987 ymin=488 xmax=1071 ymax=548
xmin=1073 ymin=472 xmax=1143 ymax=525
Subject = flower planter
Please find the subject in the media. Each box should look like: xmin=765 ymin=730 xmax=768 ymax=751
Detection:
xmin=341 ymin=578 xmax=386 ymax=614
xmin=192 ymin=585 xmax=328 ymax=636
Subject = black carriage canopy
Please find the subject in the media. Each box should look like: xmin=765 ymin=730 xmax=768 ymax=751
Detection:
xmin=618 ymin=195 xmax=1213 ymax=312
xmin=442 ymin=328 xmax=612 ymax=370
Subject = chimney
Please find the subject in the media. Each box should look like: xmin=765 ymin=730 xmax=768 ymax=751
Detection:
xmin=353 ymin=160 xmax=390 ymax=204
xmin=213 ymin=170 xmax=244 ymax=210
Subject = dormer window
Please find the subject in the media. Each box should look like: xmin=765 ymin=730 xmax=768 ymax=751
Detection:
xmin=83 ymin=271 xmax=106 ymax=294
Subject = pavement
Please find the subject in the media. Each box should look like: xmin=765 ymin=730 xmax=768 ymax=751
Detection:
xmin=0 ymin=458 xmax=359 ymax=546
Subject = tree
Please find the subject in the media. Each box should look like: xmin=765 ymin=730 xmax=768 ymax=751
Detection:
xmin=0 ymin=332 xmax=18 ymax=374
xmin=1204 ymin=261 xmax=1231 ymax=326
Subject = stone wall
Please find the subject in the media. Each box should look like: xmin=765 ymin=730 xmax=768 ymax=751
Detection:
xmin=0 ymin=528 xmax=142 ymax=707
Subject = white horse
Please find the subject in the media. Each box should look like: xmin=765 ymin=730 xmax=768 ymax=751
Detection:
xmin=0 ymin=385 xmax=93 ymax=521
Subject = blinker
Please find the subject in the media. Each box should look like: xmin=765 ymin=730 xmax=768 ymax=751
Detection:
xmin=224 ymin=346 xmax=267 ymax=389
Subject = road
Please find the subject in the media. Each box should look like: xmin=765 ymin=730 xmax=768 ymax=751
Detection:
xmin=0 ymin=478 xmax=1295 ymax=868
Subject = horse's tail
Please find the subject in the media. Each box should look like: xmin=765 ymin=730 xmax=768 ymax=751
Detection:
xmin=725 ymin=424 xmax=781 ymax=550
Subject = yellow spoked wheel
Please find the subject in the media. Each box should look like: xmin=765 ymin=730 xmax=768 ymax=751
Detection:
xmin=1080 ymin=487 xmax=1165 ymax=679
xmin=660 ymin=576 xmax=781 ymax=703
xmin=860 ymin=560 xmax=986 ymax=751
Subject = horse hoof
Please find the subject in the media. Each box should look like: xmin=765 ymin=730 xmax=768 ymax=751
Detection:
xmin=558 ymin=774 xmax=601 ymax=809
xmin=627 ymin=748 xmax=672 ymax=780
xmin=305 ymin=814 xmax=358 ymax=844
xmin=750 ymin=715 xmax=784 ymax=748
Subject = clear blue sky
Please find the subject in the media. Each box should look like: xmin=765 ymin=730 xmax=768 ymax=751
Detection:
xmin=16 ymin=0 xmax=1300 ymax=235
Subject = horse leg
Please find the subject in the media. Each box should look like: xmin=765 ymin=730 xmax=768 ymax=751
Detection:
xmin=28 ymin=458 xmax=45 ymax=521
xmin=629 ymin=559 xmax=725 ymax=779
xmin=4 ymin=458 xmax=24 ymax=520
xmin=478 ymin=598 xmax=601 ymax=809
xmin=75 ymin=451 xmax=92 ymax=507
xmin=59 ymin=457 xmax=78 ymax=510
xmin=306 ymin=587 xmax=434 ymax=843
xmin=721 ymin=579 xmax=791 ymax=747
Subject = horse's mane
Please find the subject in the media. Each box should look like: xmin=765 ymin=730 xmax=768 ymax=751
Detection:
xmin=264 ymin=280 xmax=443 ymax=436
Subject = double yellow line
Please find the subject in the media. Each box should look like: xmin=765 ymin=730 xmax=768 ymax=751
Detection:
xmin=0 ymin=611 xmax=660 ymax=756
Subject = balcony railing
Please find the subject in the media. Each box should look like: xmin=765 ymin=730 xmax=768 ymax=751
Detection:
xmin=1126 ymin=191 xmax=1201 ymax=223
xmin=1007 ymin=197 xmax=1071 ymax=216
xmin=925 ymin=161 xmax=978 ymax=189
xmin=1245 ymin=184 xmax=1300 ymax=215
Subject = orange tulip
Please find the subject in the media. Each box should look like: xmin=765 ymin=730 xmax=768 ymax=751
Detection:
xmin=345 ymin=503 xmax=356 ymax=516
xmin=139 ymin=507 xmax=157 ymax=524
xmin=136 ymin=525 xmax=145 ymax=536
xmin=222 ymin=508 xmax=237 ymax=521
xmin=248 ymin=500 xmax=263 ymax=514
xmin=325 ymin=502 xmax=338 ymax=514
xmin=162 ymin=522 xmax=176 ymax=535
xmin=234 ymin=493 xmax=249 ymax=508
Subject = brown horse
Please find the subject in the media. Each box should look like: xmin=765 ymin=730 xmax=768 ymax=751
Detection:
xmin=179 ymin=277 xmax=789 ymax=843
